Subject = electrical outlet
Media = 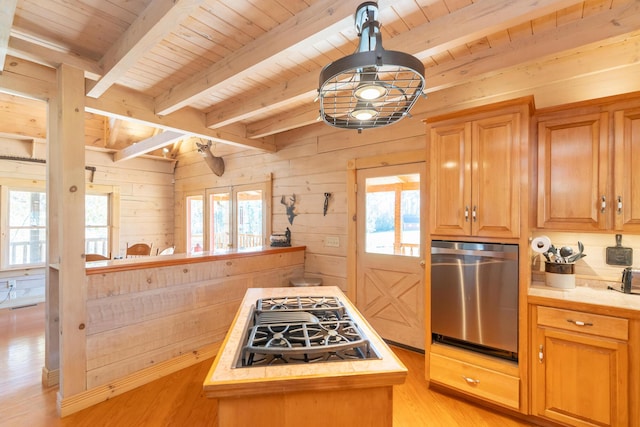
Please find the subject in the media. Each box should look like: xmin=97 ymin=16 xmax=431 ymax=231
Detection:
xmin=325 ymin=236 xmax=340 ymax=248
xmin=8 ymin=279 xmax=17 ymax=289
xmin=9 ymin=291 xmax=17 ymax=300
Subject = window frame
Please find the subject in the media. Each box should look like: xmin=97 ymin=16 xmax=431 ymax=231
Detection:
xmin=199 ymin=175 xmax=271 ymax=251
xmin=0 ymin=179 xmax=120 ymax=269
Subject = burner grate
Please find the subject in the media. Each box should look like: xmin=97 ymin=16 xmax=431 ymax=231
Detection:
xmin=237 ymin=296 xmax=380 ymax=367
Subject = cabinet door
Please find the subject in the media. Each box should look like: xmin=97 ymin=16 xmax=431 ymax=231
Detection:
xmin=429 ymin=122 xmax=472 ymax=236
xmin=614 ymin=109 xmax=640 ymax=231
xmin=472 ymin=113 xmax=520 ymax=238
xmin=533 ymin=327 xmax=628 ymax=427
xmin=537 ymin=112 xmax=609 ymax=230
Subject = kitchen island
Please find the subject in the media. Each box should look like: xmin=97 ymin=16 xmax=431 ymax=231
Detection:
xmin=203 ymin=286 xmax=407 ymax=427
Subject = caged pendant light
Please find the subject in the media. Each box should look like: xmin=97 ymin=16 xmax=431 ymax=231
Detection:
xmin=318 ymin=1 xmax=425 ymax=132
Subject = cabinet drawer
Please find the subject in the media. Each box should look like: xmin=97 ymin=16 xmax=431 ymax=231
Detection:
xmin=537 ymin=306 xmax=628 ymax=340
xmin=429 ymin=352 xmax=520 ymax=409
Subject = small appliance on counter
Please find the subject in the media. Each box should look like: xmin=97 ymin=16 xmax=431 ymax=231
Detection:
xmin=270 ymin=227 xmax=291 ymax=247
xmin=610 ymin=267 xmax=640 ymax=295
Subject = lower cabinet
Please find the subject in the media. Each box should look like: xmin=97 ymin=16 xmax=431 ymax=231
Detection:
xmin=429 ymin=344 xmax=520 ymax=410
xmin=531 ymin=305 xmax=629 ymax=426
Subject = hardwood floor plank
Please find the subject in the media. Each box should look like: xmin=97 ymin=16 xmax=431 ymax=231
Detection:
xmin=1 ymin=304 xmax=536 ymax=426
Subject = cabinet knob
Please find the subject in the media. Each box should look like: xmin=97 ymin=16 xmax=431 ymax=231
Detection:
xmin=472 ymin=205 xmax=477 ymax=222
xmin=601 ymin=195 xmax=606 ymax=213
xmin=464 ymin=206 xmax=469 ymax=222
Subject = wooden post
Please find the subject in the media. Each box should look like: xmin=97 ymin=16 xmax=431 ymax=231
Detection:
xmin=48 ymin=63 xmax=87 ymax=405
xmin=43 ymin=94 xmax=61 ymax=388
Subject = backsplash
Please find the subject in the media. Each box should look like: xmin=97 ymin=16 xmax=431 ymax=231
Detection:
xmin=530 ymin=231 xmax=640 ymax=285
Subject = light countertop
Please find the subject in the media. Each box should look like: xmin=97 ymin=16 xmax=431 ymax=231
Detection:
xmin=81 ymin=245 xmax=305 ymax=275
xmin=529 ymin=281 xmax=640 ymax=313
xmin=203 ymin=286 xmax=407 ymax=398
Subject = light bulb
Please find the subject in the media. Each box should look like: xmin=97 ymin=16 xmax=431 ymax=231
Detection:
xmin=354 ymin=83 xmax=386 ymax=101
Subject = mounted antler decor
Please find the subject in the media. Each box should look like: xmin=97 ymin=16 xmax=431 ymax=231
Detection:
xmin=196 ymin=139 xmax=225 ymax=177
xmin=281 ymin=194 xmax=298 ymax=225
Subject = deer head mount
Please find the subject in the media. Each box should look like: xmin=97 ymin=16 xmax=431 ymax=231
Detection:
xmin=196 ymin=139 xmax=225 ymax=177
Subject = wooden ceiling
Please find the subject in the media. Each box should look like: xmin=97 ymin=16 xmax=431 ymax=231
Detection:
xmin=1 ymin=0 xmax=640 ymax=156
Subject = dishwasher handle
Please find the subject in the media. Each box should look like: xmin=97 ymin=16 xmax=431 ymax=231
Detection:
xmin=431 ymin=246 xmax=518 ymax=260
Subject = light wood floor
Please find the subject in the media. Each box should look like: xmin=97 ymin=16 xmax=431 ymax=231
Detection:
xmin=1 ymin=303 xmax=537 ymax=427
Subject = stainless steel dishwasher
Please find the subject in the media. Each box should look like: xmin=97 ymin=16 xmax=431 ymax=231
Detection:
xmin=430 ymin=240 xmax=519 ymax=361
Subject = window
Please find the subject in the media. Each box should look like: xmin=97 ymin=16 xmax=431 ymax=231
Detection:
xmin=208 ymin=191 xmax=230 ymax=250
xmin=364 ymin=173 xmax=421 ymax=257
xmin=7 ymin=189 xmax=47 ymax=266
xmin=189 ymin=177 xmax=271 ymax=252
xmin=1 ymin=181 xmax=119 ymax=268
xmin=85 ymin=194 xmax=111 ymax=257
xmin=186 ymin=195 xmax=204 ymax=252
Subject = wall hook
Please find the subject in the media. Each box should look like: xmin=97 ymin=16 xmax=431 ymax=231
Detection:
xmin=323 ymin=192 xmax=332 ymax=216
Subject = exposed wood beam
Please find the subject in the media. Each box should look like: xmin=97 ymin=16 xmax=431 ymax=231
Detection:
xmin=114 ymin=130 xmax=184 ymax=162
xmin=206 ymin=0 xmax=583 ymax=129
xmin=0 ymin=56 xmax=275 ymax=152
xmin=248 ymin=34 xmax=640 ymax=138
xmin=86 ymin=0 xmax=206 ymax=99
xmin=154 ymin=0 xmax=382 ymax=116
xmin=206 ymin=72 xmax=316 ymax=129
xmin=392 ymin=0 xmax=583 ymax=59
xmin=107 ymin=118 xmax=121 ymax=147
xmin=423 ymin=0 xmax=640 ymax=94
xmin=243 ymin=0 xmax=640 ymax=137
xmin=85 ymin=85 xmax=276 ymax=152
xmin=247 ymin=105 xmax=319 ymax=139
xmin=8 ymin=31 xmax=102 ymax=80
xmin=0 ymin=55 xmax=55 ymax=101
xmin=0 ymin=0 xmax=18 ymax=72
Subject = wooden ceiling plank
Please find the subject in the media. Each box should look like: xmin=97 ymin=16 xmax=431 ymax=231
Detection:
xmin=0 ymin=0 xmax=18 ymax=72
xmin=424 ymin=1 xmax=640 ymax=93
xmin=388 ymin=0 xmax=584 ymax=59
xmin=113 ymin=130 xmax=184 ymax=162
xmin=154 ymin=0 xmax=393 ymax=116
xmin=207 ymin=0 xmax=584 ymax=129
xmin=86 ymin=0 xmax=207 ymax=99
xmin=8 ymin=32 xmax=102 ymax=80
xmin=85 ymin=84 xmax=276 ymax=152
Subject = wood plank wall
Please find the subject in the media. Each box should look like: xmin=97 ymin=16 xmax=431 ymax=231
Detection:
xmin=174 ymin=118 xmax=428 ymax=294
xmin=0 ymin=138 xmax=175 ymax=308
xmin=84 ymin=250 xmax=304 ymax=388
xmin=174 ymin=94 xmax=640 ymax=296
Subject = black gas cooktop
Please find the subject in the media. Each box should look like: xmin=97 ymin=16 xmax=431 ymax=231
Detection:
xmin=236 ymin=296 xmax=380 ymax=367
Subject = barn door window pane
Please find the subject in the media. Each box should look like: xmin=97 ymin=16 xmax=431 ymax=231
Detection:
xmin=364 ymin=173 xmax=420 ymax=257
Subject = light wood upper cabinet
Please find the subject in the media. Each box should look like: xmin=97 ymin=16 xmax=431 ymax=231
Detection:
xmin=536 ymin=112 xmax=609 ymax=230
xmin=614 ymin=108 xmax=640 ymax=232
xmin=428 ymin=110 xmax=522 ymax=238
xmin=531 ymin=305 xmax=629 ymax=427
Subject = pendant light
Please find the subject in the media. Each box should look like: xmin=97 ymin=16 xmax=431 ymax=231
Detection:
xmin=318 ymin=2 xmax=425 ymax=132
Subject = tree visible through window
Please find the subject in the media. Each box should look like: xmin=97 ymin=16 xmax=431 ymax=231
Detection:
xmin=3 ymin=185 xmax=117 ymax=267
xmin=199 ymin=180 xmax=270 ymax=252
xmin=8 ymin=190 xmax=47 ymax=266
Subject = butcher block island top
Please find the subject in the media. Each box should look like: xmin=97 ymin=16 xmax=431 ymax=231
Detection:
xmin=203 ymin=286 xmax=407 ymax=427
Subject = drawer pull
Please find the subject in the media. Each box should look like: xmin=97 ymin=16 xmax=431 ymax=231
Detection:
xmin=567 ymin=319 xmax=593 ymax=327
xmin=461 ymin=375 xmax=480 ymax=385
